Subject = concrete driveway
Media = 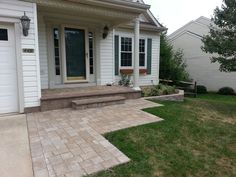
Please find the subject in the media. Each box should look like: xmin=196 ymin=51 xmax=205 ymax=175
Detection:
xmin=0 ymin=114 xmax=34 ymax=177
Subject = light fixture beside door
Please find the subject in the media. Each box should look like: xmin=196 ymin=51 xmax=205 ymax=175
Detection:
xmin=20 ymin=12 xmax=31 ymax=36
xmin=103 ymin=25 xmax=109 ymax=39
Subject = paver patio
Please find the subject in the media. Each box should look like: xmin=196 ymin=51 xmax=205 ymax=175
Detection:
xmin=27 ymin=99 xmax=162 ymax=177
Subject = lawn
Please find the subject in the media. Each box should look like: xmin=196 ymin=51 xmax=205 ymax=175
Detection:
xmin=90 ymin=94 xmax=236 ymax=177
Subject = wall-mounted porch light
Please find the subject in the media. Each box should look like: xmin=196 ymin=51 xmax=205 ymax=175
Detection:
xmin=103 ymin=25 xmax=109 ymax=39
xmin=20 ymin=12 xmax=31 ymax=36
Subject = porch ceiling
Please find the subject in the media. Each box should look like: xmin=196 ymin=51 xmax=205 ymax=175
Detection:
xmin=28 ymin=0 xmax=150 ymax=26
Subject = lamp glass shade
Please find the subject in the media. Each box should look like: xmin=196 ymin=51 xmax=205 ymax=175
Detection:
xmin=20 ymin=12 xmax=31 ymax=36
xmin=103 ymin=26 xmax=109 ymax=39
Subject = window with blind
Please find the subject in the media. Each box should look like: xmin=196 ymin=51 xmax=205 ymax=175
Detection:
xmin=120 ymin=37 xmax=132 ymax=67
xmin=139 ymin=39 xmax=146 ymax=67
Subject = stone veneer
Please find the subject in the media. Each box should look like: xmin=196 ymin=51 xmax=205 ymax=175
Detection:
xmin=145 ymin=90 xmax=184 ymax=102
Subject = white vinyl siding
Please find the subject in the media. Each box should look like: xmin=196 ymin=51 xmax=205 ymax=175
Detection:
xmin=99 ymin=30 xmax=114 ymax=85
xmin=0 ymin=0 xmax=40 ymax=108
xmin=38 ymin=15 xmax=49 ymax=89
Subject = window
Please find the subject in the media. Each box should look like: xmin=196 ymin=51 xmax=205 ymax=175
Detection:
xmin=53 ymin=28 xmax=60 ymax=75
xmin=121 ymin=37 xmax=132 ymax=67
xmin=139 ymin=39 xmax=146 ymax=67
xmin=0 ymin=29 xmax=8 ymax=41
xmin=89 ymin=32 xmax=94 ymax=74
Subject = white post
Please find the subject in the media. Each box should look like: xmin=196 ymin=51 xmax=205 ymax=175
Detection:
xmin=133 ymin=17 xmax=140 ymax=90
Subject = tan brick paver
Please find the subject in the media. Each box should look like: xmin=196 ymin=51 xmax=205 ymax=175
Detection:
xmin=27 ymin=99 xmax=162 ymax=177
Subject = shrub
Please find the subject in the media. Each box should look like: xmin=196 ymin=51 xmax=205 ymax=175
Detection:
xmin=218 ymin=87 xmax=235 ymax=95
xmin=142 ymin=84 xmax=176 ymax=97
xmin=142 ymin=87 xmax=158 ymax=97
xmin=119 ymin=74 xmax=131 ymax=87
xmin=197 ymin=85 xmax=208 ymax=94
xmin=160 ymin=34 xmax=190 ymax=82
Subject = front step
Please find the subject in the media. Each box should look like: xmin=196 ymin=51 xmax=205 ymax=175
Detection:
xmin=40 ymin=87 xmax=141 ymax=111
xmin=72 ymin=96 xmax=126 ymax=110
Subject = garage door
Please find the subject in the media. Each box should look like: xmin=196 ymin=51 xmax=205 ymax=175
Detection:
xmin=0 ymin=23 xmax=18 ymax=114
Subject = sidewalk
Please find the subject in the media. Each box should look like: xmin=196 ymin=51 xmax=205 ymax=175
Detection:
xmin=0 ymin=114 xmax=34 ymax=177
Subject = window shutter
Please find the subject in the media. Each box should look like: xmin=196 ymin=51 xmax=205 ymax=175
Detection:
xmin=147 ymin=38 xmax=152 ymax=75
xmin=114 ymin=35 xmax=119 ymax=75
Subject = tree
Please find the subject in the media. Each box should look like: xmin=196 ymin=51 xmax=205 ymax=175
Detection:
xmin=201 ymin=0 xmax=236 ymax=72
xmin=160 ymin=34 xmax=189 ymax=81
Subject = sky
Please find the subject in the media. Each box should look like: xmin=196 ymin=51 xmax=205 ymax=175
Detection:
xmin=144 ymin=0 xmax=223 ymax=34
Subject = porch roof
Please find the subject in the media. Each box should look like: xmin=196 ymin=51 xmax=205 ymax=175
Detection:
xmin=23 ymin=0 xmax=151 ymax=26
xmin=65 ymin=0 xmax=151 ymax=13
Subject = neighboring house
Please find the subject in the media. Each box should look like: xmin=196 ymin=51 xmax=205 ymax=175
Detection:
xmin=168 ymin=16 xmax=236 ymax=91
xmin=0 ymin=0 xmax=165 ymax=114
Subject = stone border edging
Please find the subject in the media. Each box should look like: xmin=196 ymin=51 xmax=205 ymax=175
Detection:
xmin=143 ymin=89 xmax=184 ymax=102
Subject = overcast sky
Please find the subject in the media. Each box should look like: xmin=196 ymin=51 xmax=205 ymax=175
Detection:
xmin=144 ymin=0 xmax=223 ymax=34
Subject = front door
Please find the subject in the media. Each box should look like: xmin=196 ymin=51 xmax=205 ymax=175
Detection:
xmin=62 ymin=27 xmax=88 ymax=83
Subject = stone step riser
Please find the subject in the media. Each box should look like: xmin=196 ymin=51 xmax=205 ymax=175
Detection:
xmin=41 ymin=92 xmax=140 ymax=111
xmin=72 ymin=99 xmax=125 ymax=110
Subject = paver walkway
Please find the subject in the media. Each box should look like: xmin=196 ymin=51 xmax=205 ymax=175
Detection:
xmin=27 ymin=99 xmax=162 ymax=177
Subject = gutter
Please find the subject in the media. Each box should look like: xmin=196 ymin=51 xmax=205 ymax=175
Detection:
xmin=22 ymin=0 xmax=150 ymax=13
xmin=120 ymin=22 xmax=167 ymax=33
xmin=71 ymin=0 xmax=151 ymax=10
xmin=141 ymin=22 xmax=167 ymax=32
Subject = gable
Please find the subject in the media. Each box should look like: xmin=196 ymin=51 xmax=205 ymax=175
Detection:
xmin=168 ymin=16 xmax=211 ymax=42
xmin=195 ymin=16 xmax=211 ymax=26
xmin=125 ymin=0 xmax=164 ymax=28
xmin=139 ymin=14 xmax=150 ymax=23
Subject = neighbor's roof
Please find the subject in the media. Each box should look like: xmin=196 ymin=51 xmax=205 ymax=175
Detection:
xmin=168 ymin=16 xmax=211 ymax=41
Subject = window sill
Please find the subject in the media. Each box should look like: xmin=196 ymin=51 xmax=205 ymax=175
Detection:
xmin=120 ymin=69 xmax=147 ymax=75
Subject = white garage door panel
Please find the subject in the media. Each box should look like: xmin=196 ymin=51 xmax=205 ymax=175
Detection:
xmin=0 ymin=24 xmax=18 ymax=114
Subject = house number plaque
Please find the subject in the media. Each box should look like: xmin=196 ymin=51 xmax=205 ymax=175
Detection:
xmin=23 ymin=48 xmax=34 ymax=53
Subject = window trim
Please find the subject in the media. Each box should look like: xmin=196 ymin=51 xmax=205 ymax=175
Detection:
xmin=119 ymin=35 xmax=148 ymax=70
xmin=89 ymin=32 xmax=94 ymax=75
xmin=0 ymin=28 xmax=8 ymax=41
xmin=139 ymin=38 xmax=147 ymax=69
xmin=119 ymin=36 xmax=134 ymax=69
xmin=53 ymin=27 xmax=61 ymax=76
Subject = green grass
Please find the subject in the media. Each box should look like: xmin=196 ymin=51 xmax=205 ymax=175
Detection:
xmin=90 ymin=94 xmax=236 ymax=177
xmin=197 ymin=93 xmax=236 ymax=103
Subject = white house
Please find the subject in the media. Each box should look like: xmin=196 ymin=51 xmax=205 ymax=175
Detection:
xmin=168 ymin=16 xmax=236 ymax=91
xmin=0 ymin=0 xmax=165 ymax=114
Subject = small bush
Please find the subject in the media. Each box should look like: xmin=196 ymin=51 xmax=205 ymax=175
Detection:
xmin=218 ymin=87 xmax=235 ymax=95
xmin=142 ymin=84 xmax=176 ymax=97
xmin=119 ymin=74 xmax=131 ymax=87
xmin=197 ymin=85 xmax=208 ymax=94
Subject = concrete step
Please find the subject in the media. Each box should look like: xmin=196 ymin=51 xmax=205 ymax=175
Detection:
xmin=72 ymin=96 xmax=126 ymax=110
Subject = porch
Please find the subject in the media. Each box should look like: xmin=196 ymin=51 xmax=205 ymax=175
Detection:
xmin=40 ymin=86 xmax=141 ymax=111
xmin=37 ymin=0 xmax=149 ymax=90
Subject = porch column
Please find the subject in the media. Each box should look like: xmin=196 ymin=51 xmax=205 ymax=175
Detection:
xmin=133 ymin=17 xmax=140 ymax=90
